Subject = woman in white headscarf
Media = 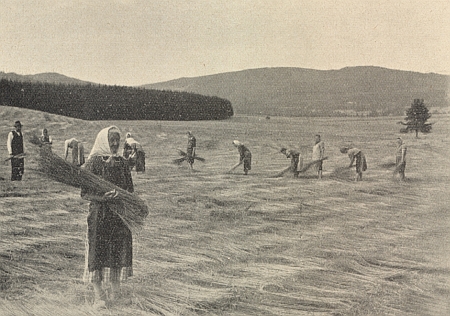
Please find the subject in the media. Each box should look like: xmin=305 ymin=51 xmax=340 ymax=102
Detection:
xmin=81 ymin=126 xmax=134 ymax=308
xmin=123 ymin=132 xmax=145 ymax=172
xmin=39 ymin=128 xmax=52 ymax=146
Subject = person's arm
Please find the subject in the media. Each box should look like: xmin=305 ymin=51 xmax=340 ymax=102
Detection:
xmin=320 ymin=143 xmax=325 ymax=159
xmin=124 ymin=161 xmax=134 ymax=193
xmin=239 ymin=148 xmax=245 ymax=162
xmin=348 ymin=154 xmax=355 ymax=168
xmin=64 ymin=140 xmax=69 ymax=160
xmin=80 ymin=157 xmax=120 ymax=201
xmin=22 ymin=132 xmax=26 ymax=154
xmin=81 ymin=189 xmax=118 ymax=202
xmin=6 ymin=132 xmax=13 ymax=155
xmin=48 ymin=136 xmax=53 ymax=145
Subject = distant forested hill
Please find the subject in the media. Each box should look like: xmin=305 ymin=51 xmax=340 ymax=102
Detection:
xmin=143 ymin=66 xmax=450 ymax=117
xmin=0 ymin=77 xmax=233 ymax=120
xmin=0 ymin=71 xmax=92 ymax=85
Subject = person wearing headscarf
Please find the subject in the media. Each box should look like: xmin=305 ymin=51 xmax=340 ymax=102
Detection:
xmin=395 ymin=137 xmax=407 ymax=180
xmin=186 ymin=131 xmax=196 ymax=170
xmin=81 ymin=126 xmax=134 ymax=308
xmin=280 ymin=147 xmax=303 ymax=178
xmin=340 ymin=147 xmax=367 ymax=181
xmin=123 ymin=132 xmax=145 ymax=172
xmin=64 ymin=138 xmax=85 ymax=166
xmin=40 ymin=128 xmax=53 ymax=146
xmin=6 ymin=120 xmax=25 ymax=181
xmin=232 ymin=140 xmax=252 ymax=175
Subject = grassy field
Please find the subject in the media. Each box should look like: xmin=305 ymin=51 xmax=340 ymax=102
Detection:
xmin=0 ymin=106 xmax=449 ymax=315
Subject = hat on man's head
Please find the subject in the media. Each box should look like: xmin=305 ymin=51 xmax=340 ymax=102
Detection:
xmin=14 ymin=121 xmax=22 ymax=127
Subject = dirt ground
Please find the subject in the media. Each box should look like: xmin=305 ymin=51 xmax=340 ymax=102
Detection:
xmin=0 ymin=106 xmax=449 ymax=315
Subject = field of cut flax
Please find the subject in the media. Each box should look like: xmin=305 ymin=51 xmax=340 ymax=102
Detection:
xmin=0 ymin=106 xmax=449 ymax=315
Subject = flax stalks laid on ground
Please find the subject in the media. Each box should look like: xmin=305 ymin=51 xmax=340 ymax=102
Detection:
xmin=298 ymin=157 xmax=328 ymax=173
xmin=172 ymin=148 xmax=206 ymax=164
xmin=29 ymin=135 xmax=149 ymax=232
xmin=329 ymin=166 xmax=354 ymax=181
xmin=272 ymin=157 xmax=328 ymax=178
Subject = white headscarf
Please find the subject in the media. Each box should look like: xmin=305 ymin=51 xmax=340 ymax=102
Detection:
xmin=125 ymin=132 xmax=138 ymax=145
xmin=233 ymin=140 xmax=243 ymax=146
xmin=87 ymin=126 xmax=121 ymax=160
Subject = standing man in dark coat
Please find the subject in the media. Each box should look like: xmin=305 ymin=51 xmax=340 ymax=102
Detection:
xmin=7 ymin=121 xmax=25 ymax=181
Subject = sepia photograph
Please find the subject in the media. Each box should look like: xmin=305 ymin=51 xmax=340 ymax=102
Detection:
xmin=0 ymin=0 xmax=449 ymax=315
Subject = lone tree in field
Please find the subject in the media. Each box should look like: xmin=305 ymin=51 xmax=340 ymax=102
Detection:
xmin=399 ymin=99 xmax=432 ymax=138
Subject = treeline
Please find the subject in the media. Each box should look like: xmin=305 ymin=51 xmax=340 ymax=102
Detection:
xmin=0 ymin=79 xmax=234 ymax=120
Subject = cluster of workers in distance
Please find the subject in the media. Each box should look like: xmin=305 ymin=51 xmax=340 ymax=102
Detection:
xmin=6 ymin=121 xmax=408 ymax=183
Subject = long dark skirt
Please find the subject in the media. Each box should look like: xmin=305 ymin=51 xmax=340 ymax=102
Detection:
xmin=84 ymin=201 xmax=133 ymax=284
xmin=186 ymin=148 xmax=195 ymax=165
xmin=135 ymin=151 xmax=145 ymax=172
xmin=355 ymin=152 xmax=367 ymax=173
xmin=243 ymin=152 xmax=252 ymax=172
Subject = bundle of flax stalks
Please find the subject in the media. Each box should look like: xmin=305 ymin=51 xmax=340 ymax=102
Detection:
xmin=32 ymin=138 xmax=149 ymax=232
xmin=172 ymin=148 xmax=205 ymax=164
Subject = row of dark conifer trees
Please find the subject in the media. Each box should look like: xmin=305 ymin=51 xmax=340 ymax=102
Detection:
xmin=0 ymin=79 xmax=234 ymax=120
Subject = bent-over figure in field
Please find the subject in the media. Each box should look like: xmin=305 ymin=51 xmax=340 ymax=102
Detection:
xmin=81 ymin=126 xmax=134 ymax=309
xmin=312 ymin=135 xmax=325 ymax=179
xmin=280 ymin=147 xmax=303 ymax=178
xmin=394 ymin=137 xmax=407 ymax=181
xmin=6 ymin=120 xmax=25 ymax=181
xmin=229 ymin=140 xmax=252 ymax=175
xmin=340 ymin=147 xmax=367 ymax=181
xmin=123 ymin=133 xmax=145 ymax=172
xmin=64 ymin=138 xmax=85 ymax=166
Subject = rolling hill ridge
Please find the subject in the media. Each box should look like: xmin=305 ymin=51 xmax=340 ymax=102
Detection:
xmin=143 ymin=66 xmax=450 ymax=117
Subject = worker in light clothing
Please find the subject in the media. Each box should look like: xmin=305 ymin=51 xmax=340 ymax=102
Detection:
xmin=312 ymin=134 xmax=325 ymax=179
xmin=123 ymin=133 xmax=145 ymax=172
xmin=395 ymin=137 xmax=407 ymax=181
xmin=64 ymin=138 xmax=85 ymax=166
xmin=7 ymin=120 xmax=25 ymax=181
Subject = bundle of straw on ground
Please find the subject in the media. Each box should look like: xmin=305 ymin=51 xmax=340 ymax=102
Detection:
xmin=298 ymin=157 xmax=328 ymax=173
xmin=32 ymin=144 xmax=149 ymax=232
xmin=172 ymin=149 xmax=206 ymax=164
xmin=329 ymin=166 xmax=354 ymax=181
xmin=272 ymin=157 xmax=329 ymax=178
xmin=379 ymin=162 xmax=396 ymax=169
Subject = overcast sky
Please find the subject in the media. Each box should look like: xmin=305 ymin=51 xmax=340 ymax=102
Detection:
xmin=1 ymin=0 xmax=449 ymax=86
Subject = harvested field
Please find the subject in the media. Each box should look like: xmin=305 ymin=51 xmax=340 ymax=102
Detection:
xmin=0 ymin=106 xmax=449 ymax=315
